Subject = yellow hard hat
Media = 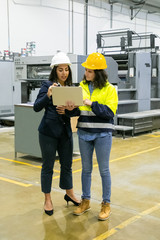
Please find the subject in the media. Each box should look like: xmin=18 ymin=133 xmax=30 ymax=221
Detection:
xmin=82 ymin=52 xmax=107 ymax=70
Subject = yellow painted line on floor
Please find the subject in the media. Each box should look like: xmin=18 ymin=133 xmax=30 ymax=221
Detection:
xmin=149 ymin=135 xmax=160 ymax=138
xmin=64 ymin=145 xmax=160 ymax=175
xmin=110 ymin=145 xmax=160 ymax=163
xmin=53 ymin=175 xmax=60 ymax=179
xmin=53 ymin=168 xmax=82 ymax=179
xmin=73 ymin=146 xmax=160 ymax=164
xmin=0 ymin=176 xmax=32 ymax=187
xmin=1 ymin=146 xmax=160 ymax=179
xmin=71 ymin=146 xmax=160 ymax=173
xmin=0 ymin=157 xmax=42 ymax=168
xmin=73 ymin=169 xmax=82 ymax=174
xmin=0 ymin=157 xmax=60 ymax=173
xmin=93 ymin=203 xmax=160 ymax=240
xmin=73 ymin=157 xmax=81 ymax=162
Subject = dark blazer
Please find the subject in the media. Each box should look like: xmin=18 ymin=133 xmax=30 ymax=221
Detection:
xmin=33 ymin=81 xmax=72 ymax=138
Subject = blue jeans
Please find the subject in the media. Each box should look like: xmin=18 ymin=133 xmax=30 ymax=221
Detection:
xmin=79 ymin=132 xmax=112 ymax=203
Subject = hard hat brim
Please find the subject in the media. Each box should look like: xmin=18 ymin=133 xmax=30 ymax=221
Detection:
xmin=50 ymin=62 xmax=71 ymax=68
xmin=81 ymin=62 xmax=107 ymax=70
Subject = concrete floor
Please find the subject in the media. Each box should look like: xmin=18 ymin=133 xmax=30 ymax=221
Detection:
xmin=0 ymin=127 xmax=160 ymax=240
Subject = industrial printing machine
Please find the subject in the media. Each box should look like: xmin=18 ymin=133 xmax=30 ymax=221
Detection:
xmin=96 ymin=29 xmax=160 ymax=136
xmin=14 ymin=54 xmax=87 ymax=104
xmin=0 ymin=60 xmax=14 ymax=117
xmin=13 ymin=53 xmax=120 ymax=105
xmin=151 ymin=53 xmax=160 ymax=109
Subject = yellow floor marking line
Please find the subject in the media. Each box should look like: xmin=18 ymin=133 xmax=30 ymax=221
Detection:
xmin=110 ymin=145 xmax=160 ymax=163
xmin=0 ymin=157 xmax=60 ymax=173
xmin=93 ymin=203 xmax=160 ymax=240
xmin=53 ymin=145 xmax=160 ymax=178
xmin=73 ymin=169 xmax=82 ymax=174
xmin=72 ymin=146 xmax=160 ymax=173
xmin=73 ymin=157 xmax=81 ymax=162
xmin=149 ymin=135 xmax=160 ymax=138
xmin=53 ymin=175 xmax=60 ymax=179
xmin=1 ymin=145 xmax=160 ymax=180
xmin=0 ymin=176 xmax=32 ymax=187
xmin=73 ymin=146 xmax=160 ymax=169
xmin=53 ymin=168 xmax=82 ymax=179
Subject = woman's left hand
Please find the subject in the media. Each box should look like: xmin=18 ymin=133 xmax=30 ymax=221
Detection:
xmin=83 ymin=99 xmax=92 ymax=106
xmin=56 ymin=105 xmax=66 ymax=114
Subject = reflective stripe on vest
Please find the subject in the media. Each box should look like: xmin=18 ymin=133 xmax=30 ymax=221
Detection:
xmin=80 ymin=111 xmax=96 ymax=116
xmin=77 ymin=122 xmax=115 ymax=129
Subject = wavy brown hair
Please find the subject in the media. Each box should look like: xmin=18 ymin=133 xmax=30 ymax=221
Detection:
xmin=82 ymin=69 xmax=108 ymax=89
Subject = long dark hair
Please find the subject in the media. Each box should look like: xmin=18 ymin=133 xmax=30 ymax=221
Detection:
xmin=49 ymin=65 xmax=72 ymax=86
xmin=82 ymin=69 xmax=108 ymax=89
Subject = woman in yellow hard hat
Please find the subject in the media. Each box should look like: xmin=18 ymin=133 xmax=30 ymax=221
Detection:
xmin=66 ymin=52 xmax=118 ymax=220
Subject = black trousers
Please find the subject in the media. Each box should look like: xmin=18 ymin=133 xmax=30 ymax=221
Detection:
xmin=39 ymin=131 xmax=73 ymax=193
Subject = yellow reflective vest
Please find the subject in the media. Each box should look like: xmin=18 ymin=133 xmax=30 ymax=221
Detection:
xmin=77 ymin=81 xmax=118 ymax=132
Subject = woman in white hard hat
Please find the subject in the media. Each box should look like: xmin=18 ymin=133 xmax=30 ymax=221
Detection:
xmin=66 ymin=53 xmax=118 ymax=220
xmin=34 ymin=52 xmax=80 ymax=216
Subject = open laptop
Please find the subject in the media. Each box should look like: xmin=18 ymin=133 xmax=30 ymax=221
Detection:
xmin=52 ymin=86 xmax=83 ymax=106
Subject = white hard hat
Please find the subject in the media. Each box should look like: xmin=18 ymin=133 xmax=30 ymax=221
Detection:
xmin=50 ymin=52 xmax=71 ymax=68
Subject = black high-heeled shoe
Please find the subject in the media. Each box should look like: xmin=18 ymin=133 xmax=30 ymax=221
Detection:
xmin=64 ymin=194 xmax=80 ymax=206
xmin=44 ymin=209 xmax=54 ymax=216
xmin=44 ymin=201 xmax=54 ymax=216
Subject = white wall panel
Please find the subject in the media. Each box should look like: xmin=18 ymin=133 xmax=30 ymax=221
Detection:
xmin=8 ymin=0 xmax=69 ymax=55
xmin=0 ymin=0 xmax=9 ymax=52
xmin=0 ymin=0 xmax=160 ymax=56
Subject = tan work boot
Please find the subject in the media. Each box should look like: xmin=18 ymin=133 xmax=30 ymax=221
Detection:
xmin=73 ymin=199 xmax=90 ymax=216
xmin=98 ymin=202 xmax=111 ymax=221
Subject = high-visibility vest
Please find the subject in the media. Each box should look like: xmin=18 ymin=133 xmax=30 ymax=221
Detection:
xmin=77 ymin=81 xmax=118 ymax=132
